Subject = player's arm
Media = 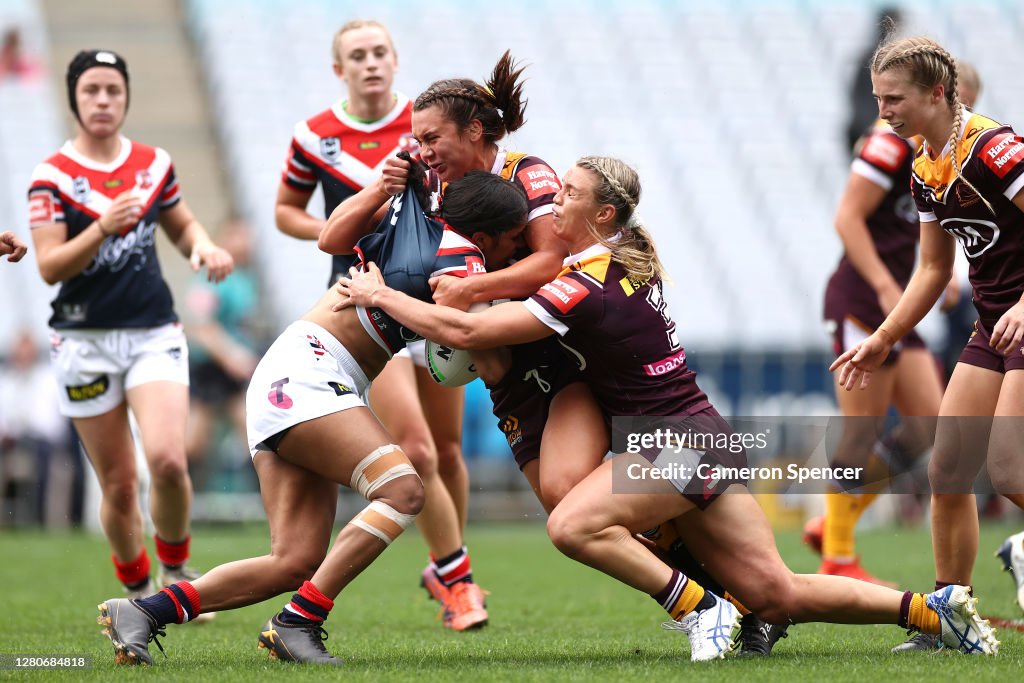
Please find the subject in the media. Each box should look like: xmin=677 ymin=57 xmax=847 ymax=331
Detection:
xmin=431 ymin=213 xmax=566 ymax=308
xmin=274 ymin=183 xmax=324 ymax=241
xmin=833 ymin=220 xmax=954 ymax=389
xmin=31 ymin=192 xmax=142 ymax=284
xmin=159 ymin=200 xmax=234 ymax=283
xmin=335 ymin=263 xmax=553 ymax=348
xmin=833 ymin=172 xmax=901 ymax=311
xmin=319 ymin=155 xmax=411 ymax=255
xmin=987 ymin=187 xmax=1024 ymax=353
xmin=880 ymin=220 xmax=955 ymax=340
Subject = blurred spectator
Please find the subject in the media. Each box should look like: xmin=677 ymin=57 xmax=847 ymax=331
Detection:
xmin=0 ymin=27 xmax=43 ymax=82
xmin=0 ymin=328 xmax=73 ymax=525
xmin=183 ymin=218 xmax=264 ymax=486
xmin=845 ymin=7 xmax=903 ymax=152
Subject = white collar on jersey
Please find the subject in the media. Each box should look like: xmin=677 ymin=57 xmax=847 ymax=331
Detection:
xmin=329 ymin=92 xmax=410 ymax=133
xmin=563 ymin=240 xmax=613 ymax=268
xmin=490 ymin=148 xmax=508 ymax=175
xmin=60 ymin=135 xmax=133 ymax=172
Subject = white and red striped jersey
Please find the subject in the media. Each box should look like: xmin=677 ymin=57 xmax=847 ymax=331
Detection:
xmin=281 ymin=94 xmax=416 ymax=286
xmin=28 ymin=137 xmax=181 ymax=329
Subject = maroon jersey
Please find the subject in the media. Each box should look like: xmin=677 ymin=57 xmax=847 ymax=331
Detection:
xmin=427 ymin=149 xmax=559 ymax=263
xmin=912 ymin=112 xmax=1024 ymax=328
xmin=824 ymin=122 xmax=920 ymax=330
xmin=523 ymin=243 xmax=710 ymax=418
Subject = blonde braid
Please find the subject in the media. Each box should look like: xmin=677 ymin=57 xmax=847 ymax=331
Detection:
xmin=575 ymin=156 xmax=666 ymax=282
xmin=873 ymin=37 xmax=995 ymax=214
xmin=941 ymin=50 xmax=995 ymax=214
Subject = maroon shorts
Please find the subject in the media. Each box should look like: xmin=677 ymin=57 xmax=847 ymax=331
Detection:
xmin=958 ymin=321 xmax=1024 ymax=373
xmin=488 ymin=339 xmax=583 ymax=469
xmin=620 ymin=405 xmax=748 ymax=511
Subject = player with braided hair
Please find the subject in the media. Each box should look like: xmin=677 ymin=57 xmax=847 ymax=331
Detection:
xmin=832 ymin=35 xmax=1024 ymax=647
xmin=323 ymin=50 xmax=574 ymax=632
xmin=337 ymin=155 xmax=999 ymax=659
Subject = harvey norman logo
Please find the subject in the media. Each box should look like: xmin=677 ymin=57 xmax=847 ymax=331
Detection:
xmin=983 ymin=134 xmax=1024 ymax=178
xmin=538 ymin=278 xmax=588 ymax=313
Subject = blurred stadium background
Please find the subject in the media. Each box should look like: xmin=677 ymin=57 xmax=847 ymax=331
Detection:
xmin=2 ymin=0 xmax=1024 ymax=527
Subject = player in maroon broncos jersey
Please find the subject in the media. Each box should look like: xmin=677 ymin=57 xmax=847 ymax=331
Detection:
xmin=810 ymin=64 xmax=983 ymax=644
xmin=323 ymin=51 xmax=571 ymax=631
xmin=833 ymin=35 xmax=1024 ymax=646
xmin=26 ymin=50 xmax=233 ymax=604
xmin=336 ymin=156 xmax=998 ymax=659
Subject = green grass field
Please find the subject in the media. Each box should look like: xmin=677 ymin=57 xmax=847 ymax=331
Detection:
xmin=0 ymin=520 xmax=1021 ymax=681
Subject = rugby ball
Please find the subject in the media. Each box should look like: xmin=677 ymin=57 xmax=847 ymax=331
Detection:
xmin=424 ymin=302 xmax=489 ymax=387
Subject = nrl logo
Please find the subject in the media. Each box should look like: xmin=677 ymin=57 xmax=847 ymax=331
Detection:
xmin=320 ymin=137 xmax=341 ymax=163
xmin=72 ymin=176 xmax=91 ymax=203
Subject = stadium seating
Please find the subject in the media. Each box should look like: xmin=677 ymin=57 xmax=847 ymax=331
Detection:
xmin=183 ymin=0 xmax=1023 ymax=362
xmin=0 ymin=0 xmax=60 ymax=351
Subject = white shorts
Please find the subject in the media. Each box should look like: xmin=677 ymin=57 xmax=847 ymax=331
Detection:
xmin=49 ymin=323 xmax=189 ymax=418
xmin=393 ymin=339 xmax=427 ymax=368
xmin=246 ymin=320 xmax=371 ymax=459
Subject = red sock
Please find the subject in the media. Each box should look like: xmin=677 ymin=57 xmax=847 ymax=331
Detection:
xmin=112 ymin=547 xmax=151 ymax=587
xmin=281 ymin=581 xmax=334 ymax=624
xmin=155 ymin=535 xmax=190 ymax=568
xmin=434 ymin=546 xmax=472 ymax=587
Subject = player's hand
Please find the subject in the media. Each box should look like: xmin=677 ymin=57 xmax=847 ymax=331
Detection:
xmin=333 ymin=262 xmax=386 ymax=310
xmin=429 ymin=275 xmax=474 ymax=310
xmin=99 ymin=193 xmax=145 ymax=236
xmin=0 ymin=231 xmax=28 ymax=262
xmin=189 ymin=242 xmax=234 ymax=282
xmin=829 ymin=331 xmax=894 ymax=391
xmin=377 ymin=155 xmax=411 ymax=197
xmin=989 ymin=301 xmax=1024 ymax=356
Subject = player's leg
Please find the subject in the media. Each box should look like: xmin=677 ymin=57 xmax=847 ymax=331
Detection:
xmin=53 ymin=330 xmax=152 ymax=595
xmin=988 ymin=369 xmax=1024 ymax=614
xmin=102 ymin=448 xmax=339 ymax=666
xmin=74 ymin=406 xmax=151 ymax=594
xmin=546 ymin=456 xmax=741 ymax=661
xmin=675 ymin=492 xmax=996 ymax=654
xmin=124 ymin=324 xmax=206 ymax=586
xmin=414 ymin=361 xmax=490 ymax=630
xmin=537 ymin=382 xmax=608 ymax=509
xmin=257 ymin=407 xmax=423 ymax=664
xmin=813 ymin=365 xmax=895 ymax=584
xmin=414 ymin=363 xmax=470 ymax=528
xmin=929 ymin=362 xmax=1001 ymax=588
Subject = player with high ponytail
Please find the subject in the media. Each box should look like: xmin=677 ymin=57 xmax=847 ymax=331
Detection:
xmin=322 ymin=50 xmax=574 ymax=632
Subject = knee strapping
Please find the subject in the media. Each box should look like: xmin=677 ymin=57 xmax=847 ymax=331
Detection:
xmin=349 ymin=500 xmax=416 ymax=545
xmin=350 ymin=444 xmax=419 ymax=498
